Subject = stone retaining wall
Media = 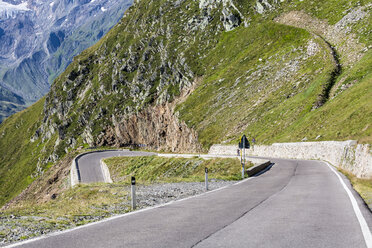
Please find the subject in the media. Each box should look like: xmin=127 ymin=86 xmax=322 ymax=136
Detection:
xmin=158 ymin=153 xmax=269 ymax=166
xmin=209 ymin=141 xmax=372 ymax=178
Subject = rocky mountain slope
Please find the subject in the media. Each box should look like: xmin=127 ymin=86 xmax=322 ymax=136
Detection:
xmin=0 ymin=0 xmax=371 ymax=207
xmin=0 ymin=0 xmax=132 ymax=122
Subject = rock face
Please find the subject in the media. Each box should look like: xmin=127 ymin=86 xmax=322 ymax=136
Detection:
xmin=0 ymin=0 xmax=132 ymax=122
xmin=97 ymin=101 xmax=201 ymax=153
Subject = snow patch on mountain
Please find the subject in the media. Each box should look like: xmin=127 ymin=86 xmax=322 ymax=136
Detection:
xmin=0 ymin=0 xmax=30 ymax=18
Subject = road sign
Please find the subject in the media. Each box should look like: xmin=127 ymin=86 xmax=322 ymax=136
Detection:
xmin=239 ymin=135 xmax=250 ymax=149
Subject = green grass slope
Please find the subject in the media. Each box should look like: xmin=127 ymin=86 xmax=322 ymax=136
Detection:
xmin=0 ymin=98 xmax=58 ymax=206
xmin=273 ymin=51 xmax=372 ymax=144
xmin=105 ymin=156 xmax=247 ymax=183
xmin=177 ymin=0 xmax=372 ymax=146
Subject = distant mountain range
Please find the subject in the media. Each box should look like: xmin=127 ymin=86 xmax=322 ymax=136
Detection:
xmin=0 ymin=0 xmax=133 ymax=122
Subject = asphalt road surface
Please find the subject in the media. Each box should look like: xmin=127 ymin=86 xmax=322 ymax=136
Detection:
xmin=9 ymin=158 xmax=372 ymax=248
xmin=77 ymin=150 xmax=156 ymax=183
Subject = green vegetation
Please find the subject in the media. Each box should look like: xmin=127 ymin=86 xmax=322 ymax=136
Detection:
xmin=3 ymin=157 xmax=246 ymax=218
xmin=0 ymin=98 xmax=58 ymax=206
xmin=3 ymin=183 xmax=129 ymax=221
xmin=292 ymin=0 xmax=371 ymax=26
xmin=273 ymin=50 xmax=372 ymax=144
xmin=177 ymin=22 xmax=331 ymax=147
xmin=176 ymin=1 xmax=372 ymax=147
xmin=104 ymin=156 xmax=250 ymax=184
xmin=0 ymin=183 xmax=131 ymax=244
xmin=339 ymin=168 xmax=372 ymax=208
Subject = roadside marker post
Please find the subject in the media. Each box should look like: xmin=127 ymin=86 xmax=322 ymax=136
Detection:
xmin=131 ymin=176 xmax=136 ymax=210
xmin=205 ymin=167 xmax=209 ymax=191
xmin=239 ymin=135 xmax=250 ymax=179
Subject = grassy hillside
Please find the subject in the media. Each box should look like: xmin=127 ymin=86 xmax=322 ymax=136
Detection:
xmin=0 ymin=0 xmax=371 ymax=207
xmin=104 ymin=156 xmax=247 ymax=183
xmin=0 ymin=98 xmax=61 ymax=206
xmin=178 ymin=41 xmax=372 ymax=146
xmin=177 ymin=0 xmax=372 ymax=146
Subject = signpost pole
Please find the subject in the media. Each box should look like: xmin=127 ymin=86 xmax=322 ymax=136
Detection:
xmin=242 ymin=136 xmax=245 ymax=179
xmin=240 ymin=135 xmax=250 ymax=179
xmin=205 ymin=167 xmax=209 ymax=191
xmin=131 ymin=176 xmax=136 ymax=210
xmin=241 ymin=148 xmax=244 ymax=179
xmin=242 ymin=147 xmax=245 ymax=179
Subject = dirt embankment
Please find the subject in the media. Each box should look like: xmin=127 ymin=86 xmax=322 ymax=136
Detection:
xmin=1 ymin=153 xmax=76 ymax=210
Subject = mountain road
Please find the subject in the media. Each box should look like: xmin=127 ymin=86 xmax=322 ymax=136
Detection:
xmin=77 ymin=150 xmax=156 ymax=183
xmin=8 ymin=157 xmax=372 ymax=248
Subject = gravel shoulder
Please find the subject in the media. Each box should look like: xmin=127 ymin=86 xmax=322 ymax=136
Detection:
xmin=0 ymin=180 xmax=236 ymax=246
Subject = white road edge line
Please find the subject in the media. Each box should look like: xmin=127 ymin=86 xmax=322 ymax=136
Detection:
xmin=325 ymin=162 xmax=372 ymax=248
xmin=4 ymin=177 xmax=255 ymax=248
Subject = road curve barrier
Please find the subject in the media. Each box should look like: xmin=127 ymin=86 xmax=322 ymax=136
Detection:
xmin=246 ymin=160 xmax=272 ymax=177
xmin=100 ymin=160 xmax=113 ymax=183
xmin=70 ymin=158 xmax=80 ymax=187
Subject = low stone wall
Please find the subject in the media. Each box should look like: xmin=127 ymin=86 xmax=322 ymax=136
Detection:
xmin=342 ymin=144 xmax=372 ymax=178
xmin=70 ymin=159 xmax=80 ymax=187
xmin=209 ymin=141 xmax=372 ymax=178
xmin=100 ymin=160 xmax=113 ymax=183
xmin=158 ymin=153 xmax=269 ymax=166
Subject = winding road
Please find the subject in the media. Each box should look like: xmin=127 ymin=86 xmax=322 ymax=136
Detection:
xmin=76 ymin=150 xmax=156 ymax=183
xmin=8 ymin=157 xmax=372 ymax=248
